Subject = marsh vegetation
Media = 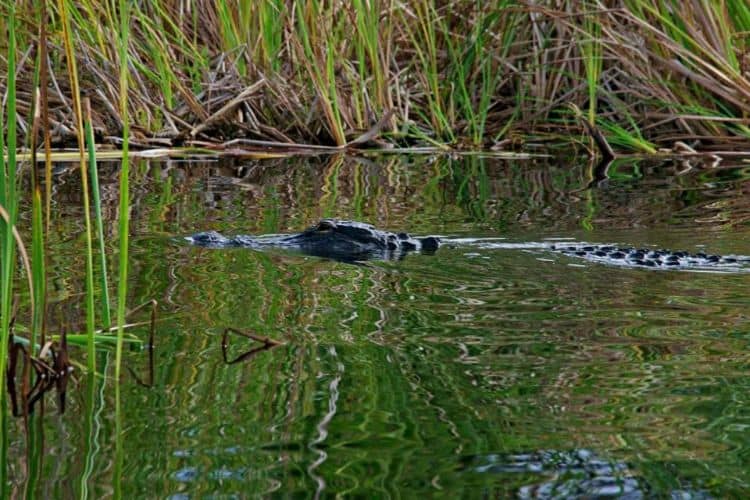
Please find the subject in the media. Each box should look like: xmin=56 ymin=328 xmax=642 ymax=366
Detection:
xmin=2 ymin=1 xmax=750 ymax=151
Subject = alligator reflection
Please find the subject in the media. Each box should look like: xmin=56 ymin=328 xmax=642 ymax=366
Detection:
xmin=462 ymin=449 xmax=710 ymax=499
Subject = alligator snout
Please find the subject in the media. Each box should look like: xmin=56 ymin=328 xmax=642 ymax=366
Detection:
xmin=186 ymin=231 xmax=235 ymax=247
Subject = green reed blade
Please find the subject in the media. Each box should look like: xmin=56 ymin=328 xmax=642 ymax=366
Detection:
xmin=85 ymin=101 xmax=112 ymax=328
xmin=114 ymin=0 xmax=131 ymax=389
xmin=582 ymin=3 xmax=603 ymax=126
xmin=31 ymin=187 xmax=44 ymax=352
xmin=259 ymin=0 xmax=283 ymax=72
xmin=0 ymin=8 xmax=18 ymax=481
xmin=114 ymin=0 xmax=131 ymax=496
xmin=29 ymin=0 xmax=48 ymax=356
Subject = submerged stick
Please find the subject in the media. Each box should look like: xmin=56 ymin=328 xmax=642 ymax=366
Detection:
xmin=221 ymin=327 xmax=284 ymax=365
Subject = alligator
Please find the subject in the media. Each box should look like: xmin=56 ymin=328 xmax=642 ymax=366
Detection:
xmin=187 ymin=219 xmax=440 ymax=262
xmin=187 ymin=219 xmax=748 ymax=269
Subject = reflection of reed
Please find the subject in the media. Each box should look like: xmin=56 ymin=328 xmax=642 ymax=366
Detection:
xmin=160 ymin=241 xmax=481 ymax=491
xmin=306 ymin=346 xmax=343 ymax=499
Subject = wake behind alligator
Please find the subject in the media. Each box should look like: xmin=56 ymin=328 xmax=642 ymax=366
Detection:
xmin=187 ymin=219 xmax=750 ymax=270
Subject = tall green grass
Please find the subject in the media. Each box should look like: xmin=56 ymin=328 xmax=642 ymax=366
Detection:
xmin=399 ymin=1 xmax=454 ymax=143
xmin=294 ymin=1 xmax=347 ymax=146
xmin=0 ymin=9 xmax=19 ymax=483
xmin=114 ymin=0 xmax=131 ymax=394
xmin=441 ymin=5 xmax=509 ymax=146
xmin=351 ymin=0 xmax=391 ymax=126
xmin=0 ymin=2 xmax=144 ymax=490
xmin=257 ymin=0 xmax=284 ymax=72
xmin=0 ymin=0 xmax=132 ymax=417
xmin=581 ymin=4 xmax=603 ymax=127
xmin=85 ymin=100 xmax=112 ymax=329
xmin=27 ymin=29 xmax=48 ymax=500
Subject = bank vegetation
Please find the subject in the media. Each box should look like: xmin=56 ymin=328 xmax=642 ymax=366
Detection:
xmin=1 ymin=1 xmax=749 ymax=153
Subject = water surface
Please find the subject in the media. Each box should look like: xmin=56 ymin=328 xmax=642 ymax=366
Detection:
xmin=10 ymin=154 xmax=750 ymax=497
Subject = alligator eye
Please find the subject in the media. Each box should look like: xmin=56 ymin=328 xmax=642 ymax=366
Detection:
xmin=316 ymin=220 xmax=336 ymax=232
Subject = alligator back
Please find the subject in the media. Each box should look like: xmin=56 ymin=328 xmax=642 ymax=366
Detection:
xmin=550 ymin=243 xmax=748 ymax=269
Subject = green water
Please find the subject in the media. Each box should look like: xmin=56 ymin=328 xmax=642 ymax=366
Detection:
xmin=8 ymin=155 xmax=750 ymax=497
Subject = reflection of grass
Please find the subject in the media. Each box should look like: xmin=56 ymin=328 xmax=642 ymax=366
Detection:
xmin=159 ymin=222 xmax=750 ymax=494
xmin=321 ymin=155 xmax=344 ymax=218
